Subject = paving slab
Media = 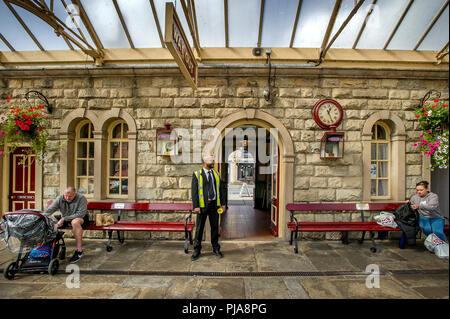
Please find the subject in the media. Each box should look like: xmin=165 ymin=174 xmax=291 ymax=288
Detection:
xmin=197 ymin=278 xmax=246 ymax=299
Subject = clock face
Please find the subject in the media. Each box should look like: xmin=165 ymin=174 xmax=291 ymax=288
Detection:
xmin=313 ymin=99 xmax=343 ymax=129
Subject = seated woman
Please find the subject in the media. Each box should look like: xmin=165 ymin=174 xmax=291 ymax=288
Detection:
xmin=409 ymin=181 xmax=447 ymax=242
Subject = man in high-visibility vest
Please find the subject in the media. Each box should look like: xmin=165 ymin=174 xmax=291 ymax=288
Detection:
xmin=191 ymin=154 xmax=226 ymax=261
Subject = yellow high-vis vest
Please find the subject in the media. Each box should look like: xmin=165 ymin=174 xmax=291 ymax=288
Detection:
xmin=194 ymin=169 xmax=221 ymax=208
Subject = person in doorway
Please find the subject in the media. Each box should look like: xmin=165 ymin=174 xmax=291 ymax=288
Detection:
xmin=409 ymin=181 xmax=447 ymax=242
xmin=44 ymin=187 xmax=89 ymax=263
xmin=191 ymin=154 xmax=227 ymax=261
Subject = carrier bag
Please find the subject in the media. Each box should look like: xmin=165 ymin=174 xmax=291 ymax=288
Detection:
xmin=95 ymin=213 xmax=115 ymax=226
xmin=374 ymin=211 xmax=398 ymax=228
xmin=424 ymin=233 xmax=449 ymax=259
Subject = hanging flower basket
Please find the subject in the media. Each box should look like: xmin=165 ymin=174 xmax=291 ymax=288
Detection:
xmin=0 ymin=97 xmax=57 ymax=163
xmin=413 ymin=98 xmax=449 ymax=169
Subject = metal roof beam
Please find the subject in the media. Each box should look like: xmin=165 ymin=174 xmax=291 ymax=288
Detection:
xmin=0 ymin=32 xmax=15 ymax=51
xmin=190 ymin=0 xmax=200 ymax=51
xmin=71 ymin=0 xmax=103 ymax=50
xmin=60 ymin=0 xmax=88 ymax=44
xmin=320 ymin=0 xmax=342 ymax=51
xmin=414 ymin=0 xmax=449 ymax=50
xmin=322 ymin=0 xmax=365 ymax=58
xmin=112 ymin=0 xmax=134 ymax=49
xmin=224 ymin=0 xmax=229 ymax=47
xmin=383 ymin=0 xmax=414 ymax=50
xmin=257 ymin=0 xmax=265 ymax=48
xmin=289 ymin=0 xmax=302 ymax=48
xmin=352 ymin=0 xmax=376 ymax=49
xmin=149 ymin=0 xmax=165 ymax=48
xmin=4 ymin=0 xmax=45 ymax=51
xmin=180 ymin=0 xmax=201 ymax=55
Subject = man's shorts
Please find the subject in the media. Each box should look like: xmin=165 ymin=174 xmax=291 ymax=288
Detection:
xmin=58 ymin=214 xmax=90 ymax=229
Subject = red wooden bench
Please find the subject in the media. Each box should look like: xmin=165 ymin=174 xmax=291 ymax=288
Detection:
xmin=50 ymin=201 xmax=195 ymax=253
xmin=287 ymin=202 xmax=410 ymax=254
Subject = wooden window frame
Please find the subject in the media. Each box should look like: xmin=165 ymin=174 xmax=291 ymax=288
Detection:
xmin=74 ymin=120 xmax=95 ymax=198
xmin=370 ymin=121 xmax=391 ymax=199
xmin=106 ymin=119 xmax=129 ymax=199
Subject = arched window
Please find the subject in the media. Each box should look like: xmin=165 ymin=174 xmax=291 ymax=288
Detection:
xmin=370 ymin=121 xmax=391 ymax=199
xmin=107 ymin=120 xmax=129 ymax=198
xmin=75 ymin=120 xmax=94 ymax=197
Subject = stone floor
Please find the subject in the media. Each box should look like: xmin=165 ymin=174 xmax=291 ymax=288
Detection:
xmin=0 ymin=237 xmax=448 ymax=299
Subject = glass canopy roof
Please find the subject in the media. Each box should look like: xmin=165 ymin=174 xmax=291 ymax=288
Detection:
xmin=0 ymin=0 xmax=448 ymax=56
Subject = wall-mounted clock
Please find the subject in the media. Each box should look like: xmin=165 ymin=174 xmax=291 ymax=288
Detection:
xmin=312 ymin=99 xmax=343 ymax=130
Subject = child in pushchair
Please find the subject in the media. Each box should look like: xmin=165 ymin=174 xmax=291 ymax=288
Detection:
xmin=1 ymin=210 xmax=66 ymax=280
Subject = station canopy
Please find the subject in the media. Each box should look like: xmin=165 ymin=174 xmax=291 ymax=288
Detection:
xmin=0 ymin=0 xmax=449 ymax=69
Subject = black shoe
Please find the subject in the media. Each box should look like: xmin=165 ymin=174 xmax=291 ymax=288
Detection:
xmin=191 ymin=251 xmax=201 ymax=261
xmin=213 ymin=250 xmax=223 ymax=258
xmin=69 ymin=250 xmax=83 ymax=263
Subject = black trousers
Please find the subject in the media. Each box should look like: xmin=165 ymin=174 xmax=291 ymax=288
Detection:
xmin=193 ymin=201 xmax=220 ymax=252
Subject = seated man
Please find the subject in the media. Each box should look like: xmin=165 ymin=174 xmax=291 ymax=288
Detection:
xmin=44 ymin=187 xmax=89 ymax=263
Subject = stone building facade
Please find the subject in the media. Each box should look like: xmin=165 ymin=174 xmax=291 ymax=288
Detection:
xmin=0 ymin=66 xmax=448 ymax=240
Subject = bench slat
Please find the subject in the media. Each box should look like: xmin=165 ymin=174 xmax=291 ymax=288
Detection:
xmin=287 ymin=221 xmax=400 ymax=232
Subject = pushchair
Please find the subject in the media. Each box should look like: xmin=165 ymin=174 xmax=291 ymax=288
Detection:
xmin=1 ymin=210 xmax=66 ymax=280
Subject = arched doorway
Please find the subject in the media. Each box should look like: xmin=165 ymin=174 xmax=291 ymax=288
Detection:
xmin=219 ymin=125 xmax=276 ymax=239
xmin=211 ymin=110 xmax=295 ymax=240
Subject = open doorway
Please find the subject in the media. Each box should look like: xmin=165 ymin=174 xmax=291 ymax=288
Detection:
xmin=219 ymin=125 xmax=278 ymax=239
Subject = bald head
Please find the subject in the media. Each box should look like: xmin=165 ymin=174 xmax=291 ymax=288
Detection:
xmin=202 ymin=154 xmax=215 ymax=169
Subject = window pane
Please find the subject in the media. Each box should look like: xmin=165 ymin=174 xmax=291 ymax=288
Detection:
xmin=370 ymin=162 xmax=377 ymax=178
xmin=121 ymin=161 xmax=128 ymax=177
xmin=376 ymin=125 xmax=386 ymax=139
xmin=88 ymin=142 xmax=94 ymax=158
xmin=228 ymin=0 xmax=260 ymax=47
xmin=371 ymin=180 xmax=377 ymax=196
xmin=77 ymin=142 xmax=87 ymax=158
xmin=121 ymin=179 xmax=128 ymax=195
xmin=330 ymin=0 xmax=375 ymax=48
xmin=116 ymin=0 xmax=163 ymax=48
xmin=10 ymin=4 xmax=69 ymax=50
xmin=371 ymin=144 xmax=376 ymax=160
xmin=418 ymin=6 xmax=449 ymax=51
xmin=293 ymin=0 xmax=335 ymax=48
xmin=109 ymin=179 xmax=120 ymax=194
xmin=80 ymin=0 xmax=130 ymax=48
xmin=378 ymin=144 xmax=388 ymax=160
xmin=356 ymin=0 xmax=411 ymax=49
xmin=79 ymin=123 xmax=90 ymax=138
xmin=378 ymin=162 xmax=388 ymax=178
xmin=111 ymin=142 xmax=120 ymax=158
xmin=77 ymin=178 xmax=88 ymax=195
xmin=387 ymin=0 xmax=447 ymax=50
xmin=88 ymin=178 xmax=94 ymax=194
xmin=378 ymin=180 xmax=388 ymax=196
xmin=0 ymin=1 xmax=41 ymax=51
xmin=122 ymin=124 xmax=128 ymax=138
xmin=113 ymin=124 xmax=122 ymax=139
xmin=261 ymin=0 xmax=299 ymax=47
xmin=110 ymin=160 xmax=120 ymax=177
xmin=77 ymin=160 xmax=87 ymax=176
xmin=88 ymin=160 xmax=94 ymax=176
xmin=194 ymin=0 xmax=225 ymax=47
xmin=122 ymin=142 xmax=128 ymax=158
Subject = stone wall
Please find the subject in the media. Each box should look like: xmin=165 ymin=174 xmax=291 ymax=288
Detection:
xmin=1 ymin=67 xmax=448 ymax=240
